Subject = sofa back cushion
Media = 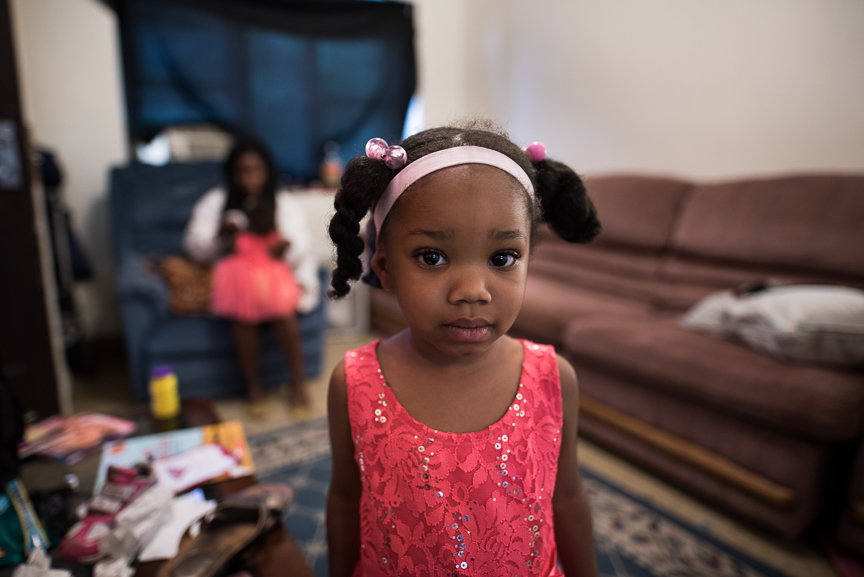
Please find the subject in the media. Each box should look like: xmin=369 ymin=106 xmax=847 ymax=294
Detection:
xmin=583 ymin=175 xmax=692 ymax=252
xmin=671 ymin=175 xmax=864 ymax=277
xmin=111 ymin=162 xmax=223 ymax=258
xmin=531 ymin=241 xmax=666 ymax=305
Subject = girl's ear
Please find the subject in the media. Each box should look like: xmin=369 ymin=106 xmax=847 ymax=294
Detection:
xmin=370 ymin=246 xmax=394 ymax=291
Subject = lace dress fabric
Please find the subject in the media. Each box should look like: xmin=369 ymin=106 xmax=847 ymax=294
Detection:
xmin=346 ymin=339 xmax=564 ymax=577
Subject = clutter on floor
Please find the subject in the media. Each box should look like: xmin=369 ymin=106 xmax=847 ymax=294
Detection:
xmin=17 ymin=414 xmax=136 ymax=465
xmin=94 ymin=420 xmax=254 ymax=494
xmin=11 ymin=547 xmax=70 ymax=577
xmin=0 ymin=479 xmax=51 ymax=568
xmin=2 ymin=407 xmax=305 ymax=577
xmin=138 ymin=490 xmax=216 ymax=562
xmin=155 ymin=484 xmax=293 ymax=577
xmin=59 ymin=463 xmax=166 ymax=564
xmin=50 ymin=420 xmax=259 ymax=574
xmin=53 ymin=470 xmax=295 ymax=577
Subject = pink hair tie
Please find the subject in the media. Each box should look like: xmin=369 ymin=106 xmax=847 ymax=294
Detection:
xmin=522 ymin=141 xmax=546 ymax=163
xmin=365 ymin=137 xmax=407 ymax=169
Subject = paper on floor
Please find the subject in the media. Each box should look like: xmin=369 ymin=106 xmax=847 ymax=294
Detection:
xmin=137 ymin=489 xmax=217 ymax=562
xmin=152 ymin=444 xmax=239 ymax=494
xmin=12 ymin=548 xmax=71 ymax=577
xmin=99 ymin=484 xmax=173 ymax=561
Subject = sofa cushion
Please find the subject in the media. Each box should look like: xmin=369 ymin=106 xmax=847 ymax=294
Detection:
xmin=659 ymin=256 xmax=864 ymax=293
xmin=576 ymin=365 xmax=826 ymax=537
xmin=112 ymin=162 xmax=223 ymax=256
xmin=511 ymin=277 xmax=651 ymax=345
xmin=562 ymin=315 xmax=864 ymax=441
xmin=671 ymin=175 xmax=864 ymax=277
xmin=654 ymin=255 xmax=864 ymax=311
xmin=146 ymin=312 xmax=323 ymax=357
xmin=583 ymin=175 xmax=691 ymax=251
xmin=576 ymin=379 xmax=826 ymax=538
xmin=532 ymin=242 xmax=661 ymax=280
xmin=529 ymin=259 xmax=663 ymax=306
xmin=146 ymin=316 xmax=235 ymax=356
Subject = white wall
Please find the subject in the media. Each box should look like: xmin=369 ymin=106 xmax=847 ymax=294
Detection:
xmin=461 ymin=0 xmax=864 ymax=179
xmin=410 ymin=0 xmax=468 ymax=128
xmin=11 ymin=0 xmax=127 ymax=338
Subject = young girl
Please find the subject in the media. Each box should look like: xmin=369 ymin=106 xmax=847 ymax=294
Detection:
xmin=326 ymin=124 xmax=601 ymax=577
xmin=183 ymin=138 xmax=318 ymax=414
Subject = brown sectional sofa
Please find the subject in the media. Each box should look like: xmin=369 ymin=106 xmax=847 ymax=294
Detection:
xmin=369 ymin=173 xmax=864 ymax=539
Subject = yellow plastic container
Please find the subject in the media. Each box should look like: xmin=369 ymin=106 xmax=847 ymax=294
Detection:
xmin=149 ymin=366 xmax=180 ymax=420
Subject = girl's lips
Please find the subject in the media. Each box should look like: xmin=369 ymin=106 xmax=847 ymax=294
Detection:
xmin=443 ymin=319 xmax=493 ymax=342
xmin=446 ymin=318 xmax=492 ymax=328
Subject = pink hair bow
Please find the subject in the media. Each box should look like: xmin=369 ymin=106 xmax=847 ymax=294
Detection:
xmin=522 ymin=141 xmax=547 ymax=162
xmin=366 ymin=138 xmax=407 ymax=169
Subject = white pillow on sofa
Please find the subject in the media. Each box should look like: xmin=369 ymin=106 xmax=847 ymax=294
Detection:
xmin=678 ymin=290 xmax=737 ymax=335
xmin=680 ymin=285 xmax=864 ymax=367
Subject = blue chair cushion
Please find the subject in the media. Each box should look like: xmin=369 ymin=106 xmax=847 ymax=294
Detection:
xmin=145 ymin=313 xmax=323 ymax=357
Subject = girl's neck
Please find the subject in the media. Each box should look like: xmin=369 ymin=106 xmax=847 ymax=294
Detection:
xmin=379 ymin=329 xmax=523 ymax=383
xmin=375 ymin=331 xmax=526 ymax=434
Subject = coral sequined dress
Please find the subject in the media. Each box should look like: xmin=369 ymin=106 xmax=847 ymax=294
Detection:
xmin=346 ymin=339 xmax=564 ymax=577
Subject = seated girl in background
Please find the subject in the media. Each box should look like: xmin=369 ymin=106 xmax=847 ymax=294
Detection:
xmin=184 ymin=138 xmax=319 ymax=415
xmin=326 ymin=122 xmax=601 ymax=576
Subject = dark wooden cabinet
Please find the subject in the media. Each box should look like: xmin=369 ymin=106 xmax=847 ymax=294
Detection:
xmin=0 ymin=0 xmax=61 ymax=416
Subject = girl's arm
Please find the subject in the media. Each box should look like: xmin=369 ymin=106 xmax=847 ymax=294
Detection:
xmin=327 ymin=359 xmax=363 ymax=577
xmin=552 ymin=356 xmax=598 ymax=577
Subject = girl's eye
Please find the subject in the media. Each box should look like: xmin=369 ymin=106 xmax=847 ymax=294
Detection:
xmin=489 ymin=252 xmax=519 ymax=268
xmin=418 ymin=251 xmax=447 ymax=266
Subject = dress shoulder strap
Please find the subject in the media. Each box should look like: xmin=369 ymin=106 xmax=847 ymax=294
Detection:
xmin=344 ymin=340 xmax=380 ymax=387
xmin=344 ymin=340 xmax=383 ymax=439
xmin=520 ymin=340 xmax=563 ymax=430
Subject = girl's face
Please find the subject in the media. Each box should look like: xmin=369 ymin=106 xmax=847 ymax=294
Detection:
xmin=372 ymin=164 xmax=532 ymax=360
xmin=234 ymin=151 xmax=268 ymax=196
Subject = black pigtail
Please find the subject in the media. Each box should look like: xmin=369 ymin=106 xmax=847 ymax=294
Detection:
xmin=327 ymin=156 xmax=392 ymax=298
xmin=532 ymin=159 xmax=601 ymax=243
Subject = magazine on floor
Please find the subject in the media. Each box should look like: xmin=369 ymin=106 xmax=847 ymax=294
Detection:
xmin=94 ymin=420 xmax=254 ymax=495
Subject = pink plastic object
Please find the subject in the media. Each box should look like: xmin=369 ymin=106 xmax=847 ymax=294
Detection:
xmin=60 ymin=465 xmax=156 ymax=564
xmin=365 ymin=137 xmax=388 ymax=160
xmin=366 ymin=138 xmax=407 ymax=169
xmin=223 ymin=209 xmax=249 ymax=230
xmin=522 ymin=141 xmax=547 ymax=162
xmin=384 ymin=145 xmax=407 ymax=169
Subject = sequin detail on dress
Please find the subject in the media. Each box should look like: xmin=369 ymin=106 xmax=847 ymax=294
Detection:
xmin=346 ymin=340 xmax=564 ymax=577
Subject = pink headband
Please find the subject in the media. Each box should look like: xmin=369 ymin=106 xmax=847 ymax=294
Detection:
xmin=372 ymin=146 xmax=536 ymax=235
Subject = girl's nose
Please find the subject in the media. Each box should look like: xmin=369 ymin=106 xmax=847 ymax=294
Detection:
xmin=447 ymin=266 xmax=492 ymax=305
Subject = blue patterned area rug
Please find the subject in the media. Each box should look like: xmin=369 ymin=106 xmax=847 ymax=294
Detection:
xmin=248 ymin=418 xmax=791 ymax=577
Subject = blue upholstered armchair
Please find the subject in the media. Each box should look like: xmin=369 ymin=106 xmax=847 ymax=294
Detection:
xmin=111 ymin=162 xmax=327 ymax=401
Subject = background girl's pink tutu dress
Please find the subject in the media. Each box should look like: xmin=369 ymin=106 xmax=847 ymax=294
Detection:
xmin=210 ymin=231 xmax=301 ymax=323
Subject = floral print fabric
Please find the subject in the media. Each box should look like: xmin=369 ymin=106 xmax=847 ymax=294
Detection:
xmin=346 ymin=339 xmax=564 ymax=577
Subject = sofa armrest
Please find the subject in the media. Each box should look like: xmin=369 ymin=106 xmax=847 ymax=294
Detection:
xmin=115 ymin=255 xmax=170 ymax=315
xmin=116 ymin=255 xmax=173 ymax=397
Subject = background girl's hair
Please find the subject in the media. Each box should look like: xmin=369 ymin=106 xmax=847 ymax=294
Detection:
xmin=327 ymin=120 xmax=601 ymax=298
xmin=223 ymin=136 xmax=278 ymax=231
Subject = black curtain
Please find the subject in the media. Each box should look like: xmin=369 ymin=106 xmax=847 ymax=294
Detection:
xmin=115 ymin=0 xmax=416 ymax=180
